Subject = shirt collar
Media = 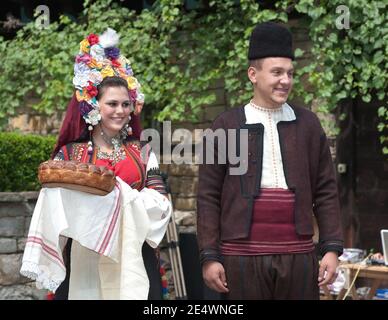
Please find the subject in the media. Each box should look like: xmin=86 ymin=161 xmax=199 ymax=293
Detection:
xmin=244 ymin=102 xmax=296 ymax=124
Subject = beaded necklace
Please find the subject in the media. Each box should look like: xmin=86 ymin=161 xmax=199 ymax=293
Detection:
xmin=96 ymin=128 xmax=126 ymax=165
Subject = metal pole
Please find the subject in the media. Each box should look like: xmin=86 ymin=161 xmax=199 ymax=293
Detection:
xmin=166 ymin=192 xmax=187 ymax=299
xmin=166 ymin=220 xmax=183 ymax=298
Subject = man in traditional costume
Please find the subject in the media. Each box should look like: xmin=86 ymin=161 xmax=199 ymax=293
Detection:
xmin=197 ymin=22 xmax=343 ymax=299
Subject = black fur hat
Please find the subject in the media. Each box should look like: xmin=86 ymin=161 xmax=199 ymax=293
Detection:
xmin=248 ymin=22 xmax=294 ymax=60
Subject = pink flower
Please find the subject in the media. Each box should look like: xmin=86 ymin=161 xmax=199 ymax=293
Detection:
xmin=75 ymin=54 xmax=92 ymax=64
xmin=129 ymin=89 xmax=137 ymax=102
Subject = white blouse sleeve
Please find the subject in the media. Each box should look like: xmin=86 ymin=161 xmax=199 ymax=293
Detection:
xmin=146 ymin=150 xmax=159 ymax=172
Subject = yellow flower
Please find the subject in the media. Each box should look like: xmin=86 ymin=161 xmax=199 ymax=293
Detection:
xmin=101 ymin=66 xmax=114 ymax=78
xmin=126 ymin=76 xmax=137 ymax=90
xmin=80 ymin=39 xmax=90 ymax=54
xmin=76 ymin=90 xmax=91 ymax=102
xmin=88 ymin=58 xmax=102 ymax=69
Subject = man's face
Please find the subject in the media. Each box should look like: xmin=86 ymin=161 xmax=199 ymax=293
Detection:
xmin=248 ymin=57 xmax=294 ymax=107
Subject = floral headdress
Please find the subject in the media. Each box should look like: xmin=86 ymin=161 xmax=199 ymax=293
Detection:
xmin=73 ymin=28 xmax=144 ymax=127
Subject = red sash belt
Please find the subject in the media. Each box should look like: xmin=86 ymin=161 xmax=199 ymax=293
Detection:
xmin=221 ymin=189 xmax=314 ymax=255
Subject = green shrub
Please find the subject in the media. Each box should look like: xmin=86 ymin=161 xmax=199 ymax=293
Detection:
xmin=0 ymin=132 xmax=56 ymax=191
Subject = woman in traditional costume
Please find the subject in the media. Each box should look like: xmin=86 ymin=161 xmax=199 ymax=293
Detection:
xmin=21 ymin=28 xmax=171 ymax=300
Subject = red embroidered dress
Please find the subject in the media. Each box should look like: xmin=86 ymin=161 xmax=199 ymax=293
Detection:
xmin=52 ymin=139 xmax=167 ymax=300
xmin=54 ymin=140 xmax=166 ymax=195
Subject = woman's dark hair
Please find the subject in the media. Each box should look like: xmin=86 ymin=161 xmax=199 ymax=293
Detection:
xmin=97 ymin=76 xmax=129 ymax=100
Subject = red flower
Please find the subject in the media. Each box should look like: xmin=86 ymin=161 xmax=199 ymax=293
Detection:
xmin=111 ymin=59 xmax=121 ymax=68
xmin=86 ymin=82 xmax=98 ymax=97
xmin=87 ymin=34 xmax=99 ymax=45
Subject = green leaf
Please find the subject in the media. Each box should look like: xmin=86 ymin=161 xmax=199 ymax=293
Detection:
xmin=378 ymin=106 xmax=387 ymax=117
xmin=373 ymin=51 xmax=384 ymax=64
xmin=294 ymin=48 xmax=305 ymax=58
xmin=362 ymin=94 xmax=372 ymax=103
xmin=377 ymin=123 xmax=385 ymax=132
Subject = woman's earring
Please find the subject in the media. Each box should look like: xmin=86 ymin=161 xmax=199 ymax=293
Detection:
xmin=120 ymin=115 xmax=132 ymax=140
xmin=126 ymin=115 xmax=132 ymax=136
xmin=121 ymin=123 xmax=132 ymax=138
xmin=87 ymin=125 xmax=93 ymax=154
xmin=126 ymin=123 xmax=132 ymax=136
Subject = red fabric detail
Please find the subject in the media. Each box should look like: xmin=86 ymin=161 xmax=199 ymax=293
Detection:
xmin=248 ymin=188 xmax=307 ymax=242
xmin=51 ymin=94 xmax=85 ymax=158
xmin=95 ymin=158 xmax=141 ymax=187
xmin=58 ymin=141 xmax=145 ymax=189
xmin=51 ymin=93 xmax=143 ymax=158
xmin=62 ymin=145 xmax=70 ymax=161
xmin=46 ymin=292 xmax=55 ymax=300
xmin=221 ymin=189 xmax=314 ymax=255
xmin=123 ymin=143 xmax=146 ymax=190
xmin=220 ymin=240 xmax=314 ymax=255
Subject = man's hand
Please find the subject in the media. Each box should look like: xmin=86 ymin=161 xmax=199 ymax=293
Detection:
xmin=202 ymin=261 xmax=229 ymax=293
xmin=318 ymin=251 xmax=339 ymax=286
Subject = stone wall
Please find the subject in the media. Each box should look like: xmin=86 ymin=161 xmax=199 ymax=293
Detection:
xmin=0 ymin=192 xmax=47 ymax=300
xmin=159 ymin=163 xmax=198 ymax=238
xmin=0 ymin=190 xmax=184 ymax=300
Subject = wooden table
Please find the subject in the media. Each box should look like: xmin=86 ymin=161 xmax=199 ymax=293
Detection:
xmin=324 ymin=263 xmax=388 ymax=300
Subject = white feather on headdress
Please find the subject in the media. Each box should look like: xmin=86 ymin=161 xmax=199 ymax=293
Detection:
xmin=99 ymin=28 xmax=120 ymax=48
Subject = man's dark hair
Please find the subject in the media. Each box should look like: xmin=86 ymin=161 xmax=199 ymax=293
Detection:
xmin=249 ymin=59 xmax=264 ymax=70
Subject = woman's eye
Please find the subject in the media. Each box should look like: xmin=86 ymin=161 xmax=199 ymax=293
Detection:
xmin=122 ymin=103 xmax=130 ymax=108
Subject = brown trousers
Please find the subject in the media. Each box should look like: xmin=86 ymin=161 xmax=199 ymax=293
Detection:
xmin=223 ymin=252 xmax=319 ymax=300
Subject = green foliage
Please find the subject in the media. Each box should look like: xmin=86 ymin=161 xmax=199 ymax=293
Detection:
xmin=0 ymin=15 xmax=80 ymax=118
xmin=0 ymin=132 xmax=56 ymax=191
xmin=0 ymin=0 xmax=386 ymax=154
xmin=0 ymin=0 xmax=180 ymax=122
xmin=0 ymin=0 xmax=286 ymax=125
xmin=291 ymin=0 xmax=388 ymax=154
xmin=161 ymin=0 xmax=288 ymax=121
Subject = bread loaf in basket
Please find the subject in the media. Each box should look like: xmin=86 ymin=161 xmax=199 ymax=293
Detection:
xmin=38 ymin=160 xmax=116 ymax=195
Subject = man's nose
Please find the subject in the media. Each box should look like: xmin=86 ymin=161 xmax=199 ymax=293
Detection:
xmin=280 ymin=73 xmax=292 ymax=85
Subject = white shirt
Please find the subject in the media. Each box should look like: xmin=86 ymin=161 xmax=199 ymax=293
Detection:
xmin=244 ymin=102 xmax=296 ymax=189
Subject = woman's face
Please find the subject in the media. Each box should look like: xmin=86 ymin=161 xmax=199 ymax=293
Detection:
xmin=98 ymin=86 xmax=131 ymax=136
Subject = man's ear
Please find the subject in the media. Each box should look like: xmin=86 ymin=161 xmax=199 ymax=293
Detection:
xmin=247 ymin=66 xmax=257 ymax=84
